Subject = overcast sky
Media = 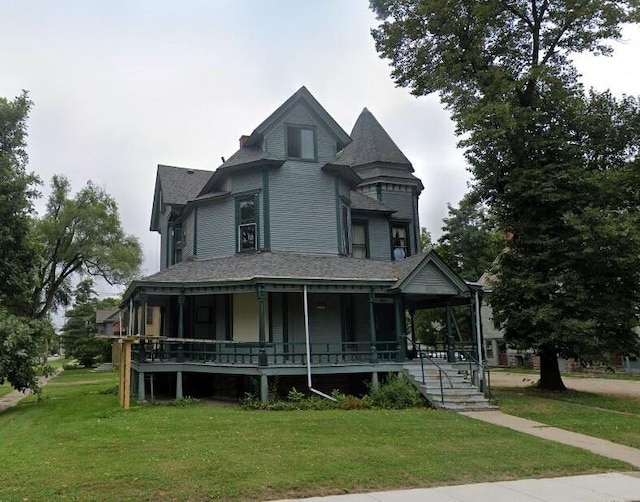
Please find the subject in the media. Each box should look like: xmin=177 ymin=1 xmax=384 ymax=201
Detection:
xmin=2 ymin=1 xmax=639 ymax=304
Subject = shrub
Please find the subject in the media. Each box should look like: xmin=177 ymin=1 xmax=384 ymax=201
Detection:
xmin=169 ymin=396 xmax=201 ymax=407
xmin=368 ymin=373 xmax=423 ymax=409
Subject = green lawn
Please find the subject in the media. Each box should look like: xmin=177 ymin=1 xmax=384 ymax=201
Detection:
xmin=491 ymin=367 xmax=640 ymax=381
xmin=0 ymin=381 xmax=13 ymax=398
xmin=0 ymin=370 xmax=632 ymax=502
xmin=495 ymin=387 xmax=640 ymax=448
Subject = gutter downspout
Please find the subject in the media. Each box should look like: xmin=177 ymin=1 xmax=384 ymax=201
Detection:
xmin=303 ymin=285 xmax=336 ymax=401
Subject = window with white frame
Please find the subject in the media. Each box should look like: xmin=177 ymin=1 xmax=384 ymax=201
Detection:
xmin=287 ymin=125 xmax=315 ymax=160
xmin=237 ymin=196 xmax=258 ymax=253
xmin=391 ymin=224 xmax=409 ymax=260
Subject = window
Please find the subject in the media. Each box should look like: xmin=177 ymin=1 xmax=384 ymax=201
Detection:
xmin=391 ymin=224 xmax=409 ymax=260
xmin=287 ymin=126 xmax=315 ymax=160
xmin=351 ymin=222 xmax=368 ymax=259
xmin=171 ymin=224 xmax=183 ymax=265
xmin=341 ymin=202 xmax=351 ymax=255
xmin=485 ymin=340 xmax=494 ymax=359
xmin=237 ymin=196 xmax=258 ymax=252
xmin=146 ymin=307 xmax=154 ymax=325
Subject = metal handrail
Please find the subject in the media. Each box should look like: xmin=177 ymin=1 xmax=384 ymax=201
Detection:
xmin=404 ymin=336 xmax=454 ymax=403
xmin=454 ymin=345 xmax=492 ymax=399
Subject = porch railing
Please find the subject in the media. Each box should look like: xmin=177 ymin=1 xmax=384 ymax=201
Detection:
xmin=131 ymin=337 xmax=400 ymax=366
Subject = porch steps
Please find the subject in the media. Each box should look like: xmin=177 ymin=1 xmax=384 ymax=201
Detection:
xmin=403 ymin=362 xmax=498 ymax=412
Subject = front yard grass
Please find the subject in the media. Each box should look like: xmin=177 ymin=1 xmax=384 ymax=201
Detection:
xmin=495 ymin=387 xmax=640 ymax=448
xmin=0 ymin=370 xmax=632 ymax=501
xmin=0 ymin=381 xmax=12 ymax=398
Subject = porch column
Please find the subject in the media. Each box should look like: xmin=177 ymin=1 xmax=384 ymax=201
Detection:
xmin=176 ymin=371 xmax=183 ymax=399
xmin=469 ymin=296 xmax=478 ymax=361
xmin=137 ymin=370 xmax=145 ymax=401
xmin=368 ymin=289 xmax=377 ymax=363
xmin=409 ymin=308 xmax=417 ymax=359
xmin=177 ymin=293 xmax=185 ymax=362
xmin=260 ymin=374 xmax=268 ymax=403
xmin=132 ymin=296 xmax=144 ymax=363
xmin=394 ymin=295 xmax=405 ymax=363
xmin=446 ymin=304 xmax=456 ymax=362
xmin=257 ymin=284 xmax=268 ymax=367
xmin=139 ymin=294 xmax=147 ymax=362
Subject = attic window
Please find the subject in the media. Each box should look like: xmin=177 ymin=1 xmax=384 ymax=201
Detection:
xmin=287 ymin=126 xmax=315 ymax=160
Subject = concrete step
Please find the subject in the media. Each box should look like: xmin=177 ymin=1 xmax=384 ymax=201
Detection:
xmin=404 ymin=364 xmax=496 ymax=413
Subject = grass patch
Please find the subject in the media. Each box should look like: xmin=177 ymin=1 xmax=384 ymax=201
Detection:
xmin=0 ymin=381 xmax=13 ymax=398
xmin=0 ymin=371 xmax=632 ymax=501
xmin=491 ymin=367 xmax=640 ymax=381
xmin=495 ymin=387 xmax=640 ymax=448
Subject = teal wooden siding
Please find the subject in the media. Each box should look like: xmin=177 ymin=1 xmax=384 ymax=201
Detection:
xmin=261 ymin=101 xmax=340 ymax=254
xmin=182 ymin=210 xmax=195 ymax=261
xmin=402 ymin=262 xmax=460 ymax=295
xmin=159 ymin=210 xmax=170 ymax=270
xmin=362 ymin=214 xmax=392 ymax=261
xmin=197 ymin=198 xmax=236 ymax=258
xmin=381 ymin=189 xmax=418 ymax=255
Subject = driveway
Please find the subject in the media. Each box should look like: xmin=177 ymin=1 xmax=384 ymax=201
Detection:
xmin=490 ymin=371 xmax=640 ymax=398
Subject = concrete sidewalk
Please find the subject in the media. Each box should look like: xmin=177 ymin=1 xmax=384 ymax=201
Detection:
xmin=274 ymin=473 xmax=640 ymax=501
xmin=462 ymin=411 xmax=640 ymax=468
xmin=0 ymin=367 xmax=63 ymax=413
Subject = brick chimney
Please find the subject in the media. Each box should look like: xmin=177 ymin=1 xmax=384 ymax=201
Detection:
xmin=239 ymin=135 xmax=250 ymax=148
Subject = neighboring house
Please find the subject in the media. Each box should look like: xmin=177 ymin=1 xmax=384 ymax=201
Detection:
xmin=121 ymin=87 xmax=482 ymax=402
xmin=96 ymin=310 xmax=120 ymax=337
xmin=478 ymin=272 xmax=640 ymax=373
xmin=477 ymin=273 xmax=529 ymax=368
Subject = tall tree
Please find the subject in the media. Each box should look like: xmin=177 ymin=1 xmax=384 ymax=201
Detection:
xmin=436 ymin=194 xmax=502 ymax=282
xmin=0 ymin=92 xmax=40 ymax=313
xmin=0 ymin=92 xmax=45 ymax=392
xmin=30 ymin=175 xmax=143 ymax=319
xmin=371 ymin=0 xmax=640 ymax=389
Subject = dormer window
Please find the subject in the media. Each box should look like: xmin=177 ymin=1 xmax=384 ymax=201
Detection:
xmin=287 ymin=125 xmax=315 ymax=160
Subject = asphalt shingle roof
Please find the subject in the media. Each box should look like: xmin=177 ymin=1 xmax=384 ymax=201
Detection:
xmin=336 ymin=108 xmax=413 ymax=170
xmin=158 ymin=165 xmax=213 ymax=206
xmin=350 ymin=190 xmax=396 ymax=213
xmin=218 ymin=147 xmax=283 ymax=170
xmin=140 ymin=252 xmax=409 ymax=285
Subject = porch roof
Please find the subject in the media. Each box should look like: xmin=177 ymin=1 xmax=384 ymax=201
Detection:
xmin=122 ymin=250 xmax=472 ymax=302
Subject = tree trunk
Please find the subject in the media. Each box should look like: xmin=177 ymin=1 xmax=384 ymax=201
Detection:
xmin=537 ymin=346 xmax=566 ymax=390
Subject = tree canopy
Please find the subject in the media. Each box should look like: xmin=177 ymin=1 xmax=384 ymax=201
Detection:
xmin=371 ymin=0 xmax=640 ymax=389
xmin=29 ymin=175 xmax=143 ymax=319
xmin=0 ymin=92 xmax=40 ymax=314
xmin=0 ymin=93 xmax=142 ymax=392
xmin=436 ymin=194 xmax=503 ymax=282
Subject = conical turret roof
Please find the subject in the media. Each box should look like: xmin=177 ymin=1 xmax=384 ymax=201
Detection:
xmin=337 ymin=108 xmax=413 ymax=170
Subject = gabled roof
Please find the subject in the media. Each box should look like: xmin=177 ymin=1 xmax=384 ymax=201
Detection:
xmin=157 ymin=164 xmax=213 ymax=205
xmin=391 ymin=250 xmax=470 ymax=295
xmin=350 ymin=191 xmax=395 ymax=214
xmin=197 ymin=149 xmax=284 ymax=197
xmin=150 ymin=165 xmax=214 ymax=231
xmin=336 ymin=108 xmax=413 ymax=170
xmin=244 ymin=86 xmax=352 ymax=150
xmin=96 ymin=310 xmax=119 ymax=323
